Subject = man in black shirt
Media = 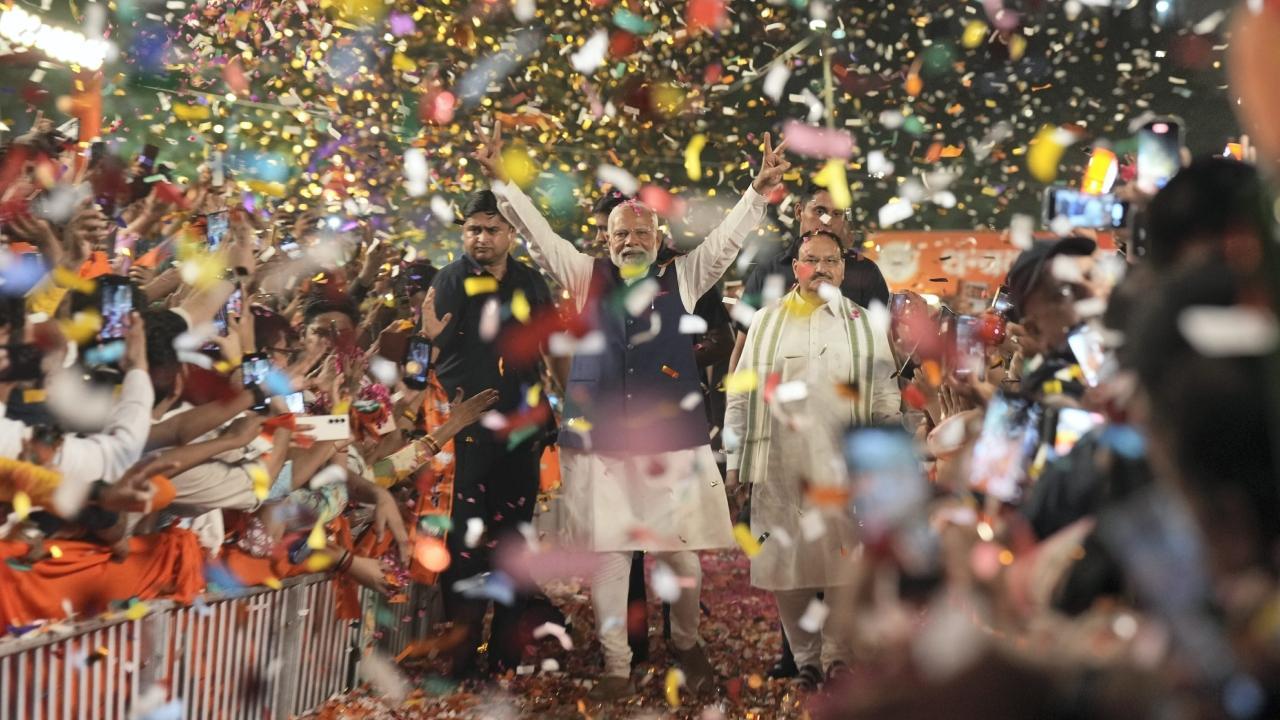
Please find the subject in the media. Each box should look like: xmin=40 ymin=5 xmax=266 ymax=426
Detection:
xmin=426 ymin=190 xmax=555 ymax=679
xmin=730 ymin=186 xmax=890 ymax=372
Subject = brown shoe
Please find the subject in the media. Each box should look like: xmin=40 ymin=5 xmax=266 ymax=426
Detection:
xmin=672 ymin=644 xmax=717 ymax=694
xmin=586 ymin=675 xmax=636 ymax=702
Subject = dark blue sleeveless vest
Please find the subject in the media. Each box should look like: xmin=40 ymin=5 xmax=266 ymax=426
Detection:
xmin=559 ymin=258 xmax=709 ymax=455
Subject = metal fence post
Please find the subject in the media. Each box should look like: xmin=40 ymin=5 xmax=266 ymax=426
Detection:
xmin=272 ymin=584 xmax=307 ymax=720
xmin=137 ymin=609 xmax=169 ymax=694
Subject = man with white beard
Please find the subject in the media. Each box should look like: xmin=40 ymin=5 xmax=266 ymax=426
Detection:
xmin=473 ymin=123 xmax=789 ymax=700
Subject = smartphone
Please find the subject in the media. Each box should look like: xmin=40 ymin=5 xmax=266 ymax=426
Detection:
xmin=284 ymin=390 xmax=305 ymax=415
xmin=969 ymin=394 xmax=1041 ymax=502
xmin=97 ymin=276 xmax=134 ymax=341
xmin=1042 ymin=186 xmax=1130 ymax=230
xmin=0 ymin=344 xmax=45 ymax=382
xmin=1136 ymin=117 xmax=1182 ymax=193
xmin=296 ymin=415 xmax=351 ymax=442
xmin=949 ymin=314 xmax=986 ymax=381
xmin=241 ymin=352 xmax=270 ymax=387
xmin=1051 ymin=407 xmax=1105 ymax=458
xmin=89 ymin=141 xmax=105 ymax=169
xmin=889 ymin=292 xmax=909 ymax=318
xmin=205 ymin=210 xmax=230 ymax=251
xmin=990 ymin=286 xmax=1014 ymax=317
xmin=138 ymin=144 xmax=159 ymax=173
xmin=213 ymin=286 xmax=243 ymax=338
xmin=845 ymin=426 xmax=927 ymax=537
xmin=402 ymin=335 xmax=432 ymax=390
xmin=1067 ymin=323 xmax=1108 ymax=387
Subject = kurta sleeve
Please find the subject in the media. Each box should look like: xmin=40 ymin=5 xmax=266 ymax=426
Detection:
xmin=56 ymin=368 xmax=155 ymax=484
xmin=673 ymin=186 xmax=768 ymax=312
xmin=869 ymin=323 xmax=903 ymax=425
xmin=492 ymin=180 xmax=594 ymax=310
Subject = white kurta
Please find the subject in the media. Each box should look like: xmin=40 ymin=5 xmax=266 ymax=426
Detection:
xmin=492 ymin=180 xmax=767 ymax=552
xmin=725 ymin=290 xmax=902 ymax=590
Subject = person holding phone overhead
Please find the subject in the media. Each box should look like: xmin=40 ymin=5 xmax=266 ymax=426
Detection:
xmin=725 ymin=229 xmax=901 ymax=691
xmin=422 ymin=189 xmax=556 ymax=681
xmin=473 ymin=122 xmax=786 ymax=700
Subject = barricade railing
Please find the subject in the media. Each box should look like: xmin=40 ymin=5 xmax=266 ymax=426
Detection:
xmin=0 ymin=575 xmax=440 ymax=720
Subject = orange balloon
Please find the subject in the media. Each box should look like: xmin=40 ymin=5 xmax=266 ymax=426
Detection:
xmin=414 ymin=537 xmax=451 ymax=573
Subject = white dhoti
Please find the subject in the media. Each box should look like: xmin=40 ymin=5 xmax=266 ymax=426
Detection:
xmin=537 ymin=445 xmax=735 ymax=552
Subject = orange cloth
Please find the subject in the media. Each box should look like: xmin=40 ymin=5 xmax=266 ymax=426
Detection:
xmin=0 ymin=528 xmax=204 ymax=629
xmin=78 ymin=250 xmax=111 ymax=280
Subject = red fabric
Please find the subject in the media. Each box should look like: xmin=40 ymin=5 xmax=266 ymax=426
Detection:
xmin=0 ymin=528 xmax=204 ymax=629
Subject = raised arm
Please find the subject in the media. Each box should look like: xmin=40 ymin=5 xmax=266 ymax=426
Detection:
xmin=472 ymin=123 xmax=593 ymax=306
xmin=673 ymin=133 xmax=789 ymax=309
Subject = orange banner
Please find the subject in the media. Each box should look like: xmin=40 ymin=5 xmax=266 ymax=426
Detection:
xmin=864 ymin=231 xmax=1116 ymax=299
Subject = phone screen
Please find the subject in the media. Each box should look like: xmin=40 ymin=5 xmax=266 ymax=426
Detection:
xmin=98 ymin=279 xmax=133 ymax=341
xmin=1136 ymin=119 xmax=1181 ymax=193
xmin=213 ymin=287 xmax=243 ymax=338
xmin=889 ymin=292 xmax=909 ymax=318
xmin=1043 ymin=187 xmax=1129 ymax=230
xmin=242 ymin=353 xmax=270 ymax=387
xmin=403 ymin=336 xmax=432 ymax=390
xmin=1052 ymin=407 xmax=1105 ymax=457
xmin=206 ymin=211 xmax=230 ymax=251
xmin=991 ymin=287 xmax=1014 ymax=316
xmin=845 ymin=426 xmax=927 ymax=538
xmin=969 ymin=394 xmax=1041 ymax=502
xmin=138 ymin=144 xmax=159 ymax=172
xmin=284 ymin=391 xmax=305 ymax=415
xmin=1067 ymin=323 xmax=1108 ymax=387
xmin=950 ymin=314 xmax=986 ymax=381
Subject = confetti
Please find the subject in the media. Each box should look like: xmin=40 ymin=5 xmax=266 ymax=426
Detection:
xmin=532 ymin=621 xmax=573 ymax=651
xmin=414 ymin=537 xmax=451 ymax=573
xmin=570 ymin=29 xmax=609 ymax=74
xmin=464 ymin=276 xmax=499 ymax=296
xmin=1178 ymin=306 xmax=1279 ymax=358
xmin=684 ymin=134 xmax=708 ymax=181
xmin=664 ymin=667 xmax=685 ymax=707
xmin=723 ymin=369 xmax=759 ymax=394
xmin=798 ymin=598 xmax=829 ymax=633
xmin=12 ymin=491 xmax=30 ymax=520
xmin=733 ymin=523 xmax=761 ymax=557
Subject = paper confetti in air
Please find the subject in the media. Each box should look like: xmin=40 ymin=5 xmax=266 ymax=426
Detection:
xmin=762 ymin=63 xmax=791 ymax=101
xmin=798 ymin=598 xmax=830 ymax=633
xmin=733 ymin=523 xmax=761 ymax=557
xmin=724 ymin=369 xmax=759 ymax=394
xmin=571 ymin=29 xmax=609 ymax=74
xmin=1178 ymin=306 xmax=1280 ymax=358
xmin=878 ymin=198 xmax=914 ymax=227
xmin=650 ymin=562 xmax=681 ymax=602
xmin=532 ymin=621 xmax=573 ymax=651
xmin=773 ymin=381 xmax=808 ymax=403
xmin=597 ymin=164 xmax=639 ymax=196
xmin=665 ymin=667 xmax=686 ymax=707
xmin=678 ymin=314 xmax=708 ymax=335
xmin=684 ymin=134 xmax=708 ymax=181
xmin=359 ymin=652 xmax=410 ymax=704
xmin=465 ymin=518 xmax=485 ymax=549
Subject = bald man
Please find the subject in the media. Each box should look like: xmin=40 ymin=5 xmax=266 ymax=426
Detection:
xmin=473 ymin=125 xmax=789 ymax=700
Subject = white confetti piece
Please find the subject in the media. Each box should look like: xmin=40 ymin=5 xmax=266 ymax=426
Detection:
xmin=597 ymin=164 xmax=639 ymax=196
xmin=679 ymin=391 xmax=703 ymax=411
xmin=817 ymin=282 xmax=842 ymax=305
xmin=359 ymin=652 xmax=409 ymax=704
xmin=769 ymin=527 xmax=794 ymax=547
xmin=1010 ymin=214 xmax=1034 ymax=250
xmin=866 ymin=149 xmax=893 ymax=177
xmin=762 ymin=274 xmax=787 ymax=304
xmin=309 ymin=464 xmax=346 ymax=489
xmin=774 ymin=381 xmax=808 ymax=403
xmin=1178 ymin=306 xmax=1279 ymax=358
xmin=403 ymin=148 xmax=428 ymax=197
xmin=650 ymin=562 xmax=681 ymax=602
xmin=571 ymin=29 xmax=609 ymax=74
xmin=679 ymin=314 xmax=708 ymax=334
xmin=1073 ymin=296 xmax=1107 ymax=319
xmin=430 ymin=195 xmax=454 ymax=224
xmin=763 ymin=63 xmax=790 ymax=101
xmin=480 ymin=410 xmax=509 ymax=431
xmin=798 ymin=598 xmax=829 ymax=633
xmin=878 ymin=198 xmax=914 ymax=227
xmin=368 ymin=356 xmax=400 ymax=386
xmin=541 ymin=658 xmax=560 ymax=673
xmin=532 ymin=621 xmax=574 ymax=650
xmin=465 ymin=518 xmax=485 ymax=548
xmin=1049 ymin=215 xmax=1073 ymax=236
xmin=879 ymin=109 xmax=904 ymax=129
xmin=1050 ymin=255 xmax=1086 ymax=283
xmin=800 ymin=511 xmax=826 ymax=542
xmin=514 ymin=0 xmax=536 ymax=22
xmin=479 ymin=297 xmax=501 ymax=341
xmin=625 ymin=279 xmax=660 ymax=317
xmin=867 ymin=299 xmax=891 ymax=338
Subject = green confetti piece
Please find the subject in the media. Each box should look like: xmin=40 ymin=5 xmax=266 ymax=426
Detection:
xmin=613 ymin=8 xmax=655 ymax=35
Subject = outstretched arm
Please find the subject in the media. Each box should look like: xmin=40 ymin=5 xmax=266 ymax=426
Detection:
xmin=673 ymin=133 xmax=789 ymax=310
xmin=473 ymin=123 xmax=594 ymax=308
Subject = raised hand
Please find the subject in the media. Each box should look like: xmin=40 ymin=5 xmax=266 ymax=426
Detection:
xmin=419 ymin=287 xmax=453 ymax=341
xmin=472 ymin=122 xmax=504 ymax=180
xmin=751 ymin=132 xmax=791 ymax=195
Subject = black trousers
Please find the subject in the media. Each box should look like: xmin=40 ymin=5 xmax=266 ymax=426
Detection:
xmin=439 ymin=427 xmax=541 ymax=677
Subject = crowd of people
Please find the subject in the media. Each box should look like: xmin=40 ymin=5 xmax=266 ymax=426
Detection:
xmin=1 ymin=103 xmax=1278 ymax=720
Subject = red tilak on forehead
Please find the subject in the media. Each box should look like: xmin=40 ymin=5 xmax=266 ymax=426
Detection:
xmin=619 ymin=199 xmax=652 ymax=217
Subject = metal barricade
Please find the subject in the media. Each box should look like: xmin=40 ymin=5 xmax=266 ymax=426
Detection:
xmin=0 ymin=575 xmax=438 ymax=720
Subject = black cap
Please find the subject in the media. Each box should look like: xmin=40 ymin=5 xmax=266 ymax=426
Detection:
xmin=592 ymin=189 xmax=632 ymax=217
xmin=454 ymin=190 xmax=505 ymax=225
xmin=1004 ymin=236 xmax=1096 ymax=322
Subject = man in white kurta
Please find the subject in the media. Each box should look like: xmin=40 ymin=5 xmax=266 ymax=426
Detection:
xmin=473 ymin=125 xmax=790 ymax=699
xmin=725 ymin=230 xmax=901 ymax=683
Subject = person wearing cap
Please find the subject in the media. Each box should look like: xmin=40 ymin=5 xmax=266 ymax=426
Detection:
xmin=1003 ymin=235 xmax=1098 ymax=363
xmin=725 ymin=229 xmax=901 ymax=690
xmin=422 ymin=189 xmax=556 ymax=680
xmin=472 ymin=123 xmax=788 ymax=700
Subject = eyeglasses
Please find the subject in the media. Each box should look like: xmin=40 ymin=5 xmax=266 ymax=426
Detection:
xmin=797 ymin=256 xmax=843 ymax=268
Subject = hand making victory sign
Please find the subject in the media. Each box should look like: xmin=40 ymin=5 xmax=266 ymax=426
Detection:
xmin=472 ymin=122 xmax=504 ymax=181
xmin=751 ymin=131 xmax=791 ymax=196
